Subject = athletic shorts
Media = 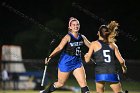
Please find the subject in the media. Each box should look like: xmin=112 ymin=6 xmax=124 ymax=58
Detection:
xmin=95 ymin=73 xmax=120 ymax=82
xmin=58 ymin=53 xmax=83 ymax=72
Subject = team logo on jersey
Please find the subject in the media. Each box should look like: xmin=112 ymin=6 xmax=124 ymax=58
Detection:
xmin=70 ymin=41 xmax=83 ymax=46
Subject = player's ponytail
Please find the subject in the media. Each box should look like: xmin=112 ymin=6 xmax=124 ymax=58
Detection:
xmin=107 ymin=21 xmax=119 ymax=43
xmin=99 ymin=21 xmax=119 ymax=43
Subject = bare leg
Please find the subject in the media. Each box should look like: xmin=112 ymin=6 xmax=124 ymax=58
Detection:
xmin=110 ymin=82 xmax=123 ymax=93
xmin=73 ymin=66 xmax=90 ymax=93
xmin=42 ymin=69 xmax=70 ymax=93
xmin=54 ymin=69 xmax=70 ymax=88
xmin=73 ymin=66 xmax=87 ymax=87
xmin=96 ymin=82 xmax=105 ymax=93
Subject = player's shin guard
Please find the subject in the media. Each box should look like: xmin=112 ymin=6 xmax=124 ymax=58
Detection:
xmin=81 ymin=86 xmax=90 ymax=93
xmin=43 ymin=83 xmax=56 ymax=93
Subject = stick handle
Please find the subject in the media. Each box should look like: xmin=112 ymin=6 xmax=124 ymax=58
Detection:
xmin=90 ymin=58 xmax=96 ymax=64
xmin=41 ymin=65 xmax=47 ymax=86
xmin=41 ymin=39 xmax=55 ymax=86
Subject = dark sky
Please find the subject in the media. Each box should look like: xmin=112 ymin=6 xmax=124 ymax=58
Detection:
xmin=0 ymin=0 xmax=140 ymax=59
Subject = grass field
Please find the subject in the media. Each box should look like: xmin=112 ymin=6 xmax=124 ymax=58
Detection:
xmin=0 ymin=79 xmax=140 ymax=93
xmin=0 ymin=90 xmax=140 ymax=93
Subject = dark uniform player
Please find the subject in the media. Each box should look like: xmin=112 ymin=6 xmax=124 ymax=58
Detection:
xmin=93 ymin=40 xmax=119 ymax=82
xmin=84 ymin=21 xmax=127 ymax=93
xmin=40 ymin=17 xmax=90 ymax=93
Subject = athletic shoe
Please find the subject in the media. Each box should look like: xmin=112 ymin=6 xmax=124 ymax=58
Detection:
xmin=39 ymin=90 xmax=45 ymax=93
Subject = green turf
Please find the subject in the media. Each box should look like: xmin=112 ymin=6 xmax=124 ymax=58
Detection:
xmin=65 ymin=79 xmax=140 ymax=91
xmin=0 ymin=90 xmax=140 ymax=93
xmin=0 ymin=79 xmax=140 ymax=93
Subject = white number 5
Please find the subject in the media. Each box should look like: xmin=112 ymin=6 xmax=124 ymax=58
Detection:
xmin=103 ymin=50 xmax=111 ymax=63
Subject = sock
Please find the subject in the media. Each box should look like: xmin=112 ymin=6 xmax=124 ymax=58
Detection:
xmin=118 ymin=90 xmax=128 ymax=93
xmin=125 ymin=90 xmax=128 ymax=93
xmin=81 ymin=86 xmax=90 ymax=93
xmin=43 ymin=83 xmax=56 ymax=93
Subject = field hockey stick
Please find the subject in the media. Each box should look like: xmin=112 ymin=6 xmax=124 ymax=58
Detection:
xmin=82 ymin=52 xmax=96 ymax=64
xmin=41 ymin=64 xmax=48 ymax=86
xmin=90 ymin=58 xmax=96 ymax=64
xmin=41 ymin=39 xmax=55 ymax=86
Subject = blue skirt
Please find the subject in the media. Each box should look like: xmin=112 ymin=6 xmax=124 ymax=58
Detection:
xmin=58 ymin=53 xmax=83 ymax=72
xmin=95 ymin=73 xmax=120 ymax=82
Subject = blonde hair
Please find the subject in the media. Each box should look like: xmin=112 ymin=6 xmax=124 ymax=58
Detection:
xmin=107 ymin=21 xmax=119 ymax=43
xmin=99 ymin=21 xmax=119 ymax=43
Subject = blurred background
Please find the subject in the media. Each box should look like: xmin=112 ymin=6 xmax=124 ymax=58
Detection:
xmin=0 ymin=0 xmax=140 ymax=92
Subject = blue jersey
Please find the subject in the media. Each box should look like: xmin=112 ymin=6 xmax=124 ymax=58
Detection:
xmin=58 ymin=33 xmax=84 ymax=72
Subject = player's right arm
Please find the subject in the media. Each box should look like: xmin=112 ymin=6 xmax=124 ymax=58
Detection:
xmin=45 ymin=35 xmax=70 ymax=64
